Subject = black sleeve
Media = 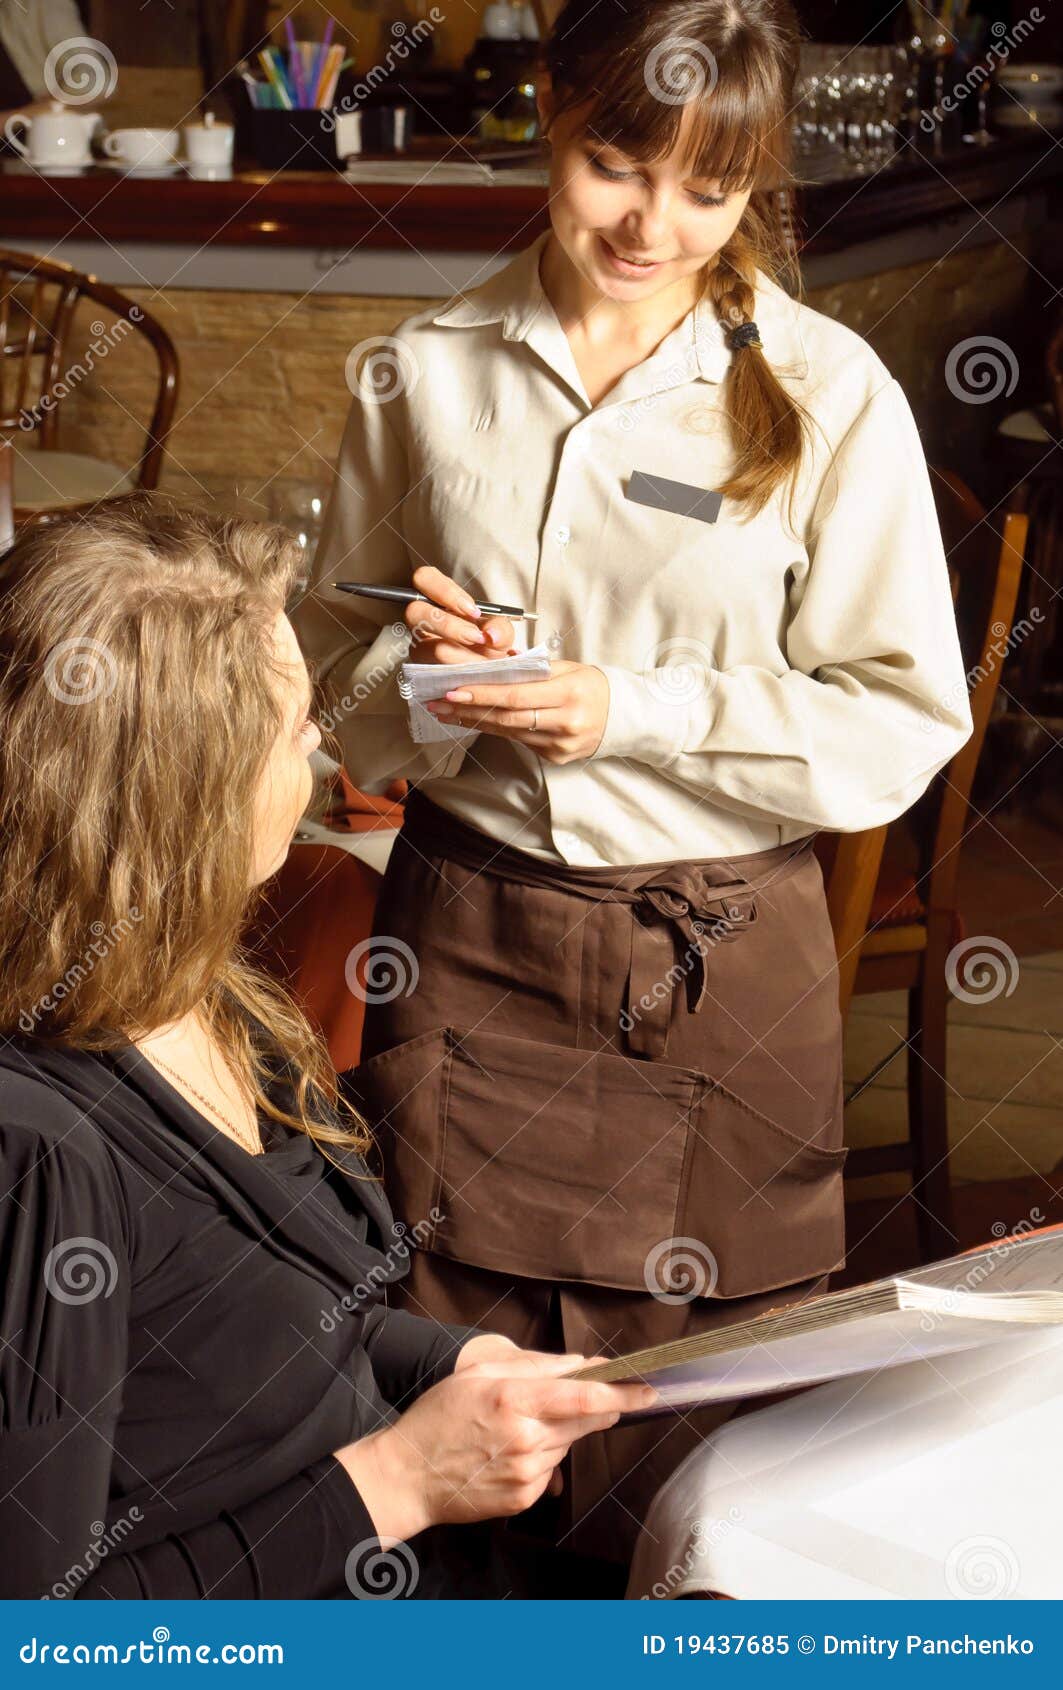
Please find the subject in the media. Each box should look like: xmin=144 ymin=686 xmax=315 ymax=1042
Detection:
xmin=0 ymin=1122 xmax=379 ymax=1600
xmin=360 ymin=1297 xmax=482 ymax=1406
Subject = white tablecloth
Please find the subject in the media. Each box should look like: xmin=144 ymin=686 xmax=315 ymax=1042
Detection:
xmin=627 ymin=1326 xmax=1063 ymax=1600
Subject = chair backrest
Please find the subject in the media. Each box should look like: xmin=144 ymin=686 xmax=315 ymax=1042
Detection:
xmin=0 ymin=247 xmax=179 ymax=491
xmin=1047 ymin=312 xmax=1063 ymax=438
xmin=813 ymin=826 xmax=889 ymax=1020
xmin=0 ymin=436 xmax=13 ymax=552
xmin=813 ymin=469 xmax=1027 ymax=1010
xmin=911 ymin=470 xmax=1028 ymax=918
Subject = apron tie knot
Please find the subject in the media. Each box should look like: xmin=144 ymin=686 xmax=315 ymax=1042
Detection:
xmin=624 ymin=883 xmax=759 ymax=1057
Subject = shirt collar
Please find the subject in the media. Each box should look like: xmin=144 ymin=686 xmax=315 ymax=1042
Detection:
xmin=432 ymin=232 xmax=809 ymax=385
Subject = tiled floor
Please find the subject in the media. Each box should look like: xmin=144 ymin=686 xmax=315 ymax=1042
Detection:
xmin=843 ymin=950 xmax=1063 ymax=1200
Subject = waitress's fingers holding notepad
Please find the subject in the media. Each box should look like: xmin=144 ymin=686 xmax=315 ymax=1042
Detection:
xmin=407 ymin=564 xmax=515 ymax=661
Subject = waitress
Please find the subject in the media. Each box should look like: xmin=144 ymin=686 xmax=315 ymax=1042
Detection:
xmin=295 ymin=0 xmax=973 ymax=1558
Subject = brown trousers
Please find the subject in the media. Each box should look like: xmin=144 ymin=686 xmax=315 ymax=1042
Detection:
xmin=353 ymin=791 xmax=847 ymax=1560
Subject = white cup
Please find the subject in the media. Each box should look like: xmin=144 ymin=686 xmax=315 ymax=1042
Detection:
xmin=183 ymin=119 xmax=234 ymax=167
xmin=103 ymin=127 xmax=180 ymax=170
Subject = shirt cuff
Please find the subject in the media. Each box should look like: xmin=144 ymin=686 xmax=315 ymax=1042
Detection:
xmin=591 ymin=664 xmax=710 ymax=764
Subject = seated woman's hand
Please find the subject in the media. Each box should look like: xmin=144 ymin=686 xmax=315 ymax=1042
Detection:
xmin=404 ymin=564 xmax=516 ymax=663
xmin=453 ymin=1332 xmax=576 ymax=1374
xmin=335 ymin=1356 xmax=656 ymax=1543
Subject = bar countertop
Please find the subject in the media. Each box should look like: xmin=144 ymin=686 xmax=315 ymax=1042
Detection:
xmin=2 ymin=129 xmax=1060 ymax=257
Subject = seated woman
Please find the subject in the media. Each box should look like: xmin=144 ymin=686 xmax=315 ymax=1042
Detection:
xmin=0 ymin=495 xmax=652 ymax=1600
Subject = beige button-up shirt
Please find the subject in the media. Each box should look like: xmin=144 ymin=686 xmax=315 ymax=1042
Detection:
xmin=296 ymin=233 xmax=973 ymax=868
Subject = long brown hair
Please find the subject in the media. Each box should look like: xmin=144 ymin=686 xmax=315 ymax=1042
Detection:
xmin=543 ymin=0 xmax=812 ymax=518
xmin=0 ymin=495 xmax=371 ymax=1162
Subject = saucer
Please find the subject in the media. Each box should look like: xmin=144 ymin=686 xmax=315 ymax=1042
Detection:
xmin=2 ymin=158 xmax=90 ymax=177
xmin=98 ymin=158 xmax=185 ymax=177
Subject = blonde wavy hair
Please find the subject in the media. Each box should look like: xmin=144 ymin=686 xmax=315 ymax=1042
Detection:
xmin=543 ymin=0 xmax=815 ymax=519
xmin=0 ymin=494 xmax=372 ymax=1164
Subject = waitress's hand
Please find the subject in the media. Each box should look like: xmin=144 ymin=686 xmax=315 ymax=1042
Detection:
xmin=404 ymin=564 xmax=516 ymax=663
xmin=426 ymin=662 xmax=610 ymax=765
xmin=335 ymin=1360 xmax=656 ymax=1543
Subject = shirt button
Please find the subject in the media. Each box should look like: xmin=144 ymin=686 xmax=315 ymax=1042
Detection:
xmin=555 ymin=524 xmax=571 ymax=546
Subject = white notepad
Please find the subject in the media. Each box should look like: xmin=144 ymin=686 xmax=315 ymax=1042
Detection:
xmin=398 ymin=643 xmax=554 ymax=744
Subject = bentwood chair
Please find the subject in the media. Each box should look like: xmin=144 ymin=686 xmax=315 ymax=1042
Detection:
xmin=0 ymin=436 xmax=13 ymax=551
xmin=840 ymin=472 xmax=1029 ymax=1262
xmin=0 ymin=248 xmax=179 ymax=524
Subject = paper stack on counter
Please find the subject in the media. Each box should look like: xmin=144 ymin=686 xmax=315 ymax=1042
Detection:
xmin=398 ymin=643 xmax=554 ymax=744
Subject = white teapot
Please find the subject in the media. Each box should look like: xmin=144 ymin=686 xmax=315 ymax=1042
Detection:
xmin=4 ymin=101 xmax=104 ymax=169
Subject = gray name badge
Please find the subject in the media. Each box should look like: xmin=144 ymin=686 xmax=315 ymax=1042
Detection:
xmin=625 ymin=471 xmax=723 ymax=525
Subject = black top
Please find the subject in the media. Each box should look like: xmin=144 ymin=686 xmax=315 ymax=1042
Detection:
xmin=0 ymin=1034 xmax=478 ymax=1599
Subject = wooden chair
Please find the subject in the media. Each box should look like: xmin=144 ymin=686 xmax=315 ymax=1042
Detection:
xmin=840 ymin=472 xmax=1028 ymax=1262
xmin=815 ymin=825 xmax=890 ymax=1021
xmin=0 ymin=248 xmax=179 ymax=525
xmin=0 ymin=436 xmax=13 ymax=552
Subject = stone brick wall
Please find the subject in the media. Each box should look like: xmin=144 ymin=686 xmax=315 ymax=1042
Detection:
xmin=54 ymin=235 xmax=1037 ymax=519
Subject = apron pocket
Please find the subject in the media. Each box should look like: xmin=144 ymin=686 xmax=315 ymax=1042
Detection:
xmin=352 ymin=1025 xmax=694 ymax=1290
xmin=677 ymin=1080 xmax=848 ymax=1300
xmin=352 ymin=1026 xmax=847 ymax=1298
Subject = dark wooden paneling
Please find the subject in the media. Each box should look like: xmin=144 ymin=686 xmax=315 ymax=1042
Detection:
xmin=0 ymin=131 xmax=1057 ymax=254
xmin=86 ymin=0 xmax=200 ymax=66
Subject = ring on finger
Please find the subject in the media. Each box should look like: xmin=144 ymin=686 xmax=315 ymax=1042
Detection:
xmin=530 ymin=708 xmax=539 ymax=732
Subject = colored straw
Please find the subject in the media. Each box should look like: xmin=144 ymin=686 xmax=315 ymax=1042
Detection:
xmin=311 ymin=18 xmax=336 ymax=106
xmin=285 ymin=16 xmax=308 ymax=107
xmin=257 ymin=47 xmax=293 ymax=108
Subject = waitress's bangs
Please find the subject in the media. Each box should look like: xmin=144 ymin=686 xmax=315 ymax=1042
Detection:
xmin=571 ymin=45 xmax=789 ymax=196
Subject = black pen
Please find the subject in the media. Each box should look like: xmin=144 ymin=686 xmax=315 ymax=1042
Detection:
xmin=331 ymin=581 xmax=539 ymax=623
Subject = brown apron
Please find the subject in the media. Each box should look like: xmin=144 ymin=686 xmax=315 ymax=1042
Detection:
xmin=352 ymin=789 xmax=847 ymax=1559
